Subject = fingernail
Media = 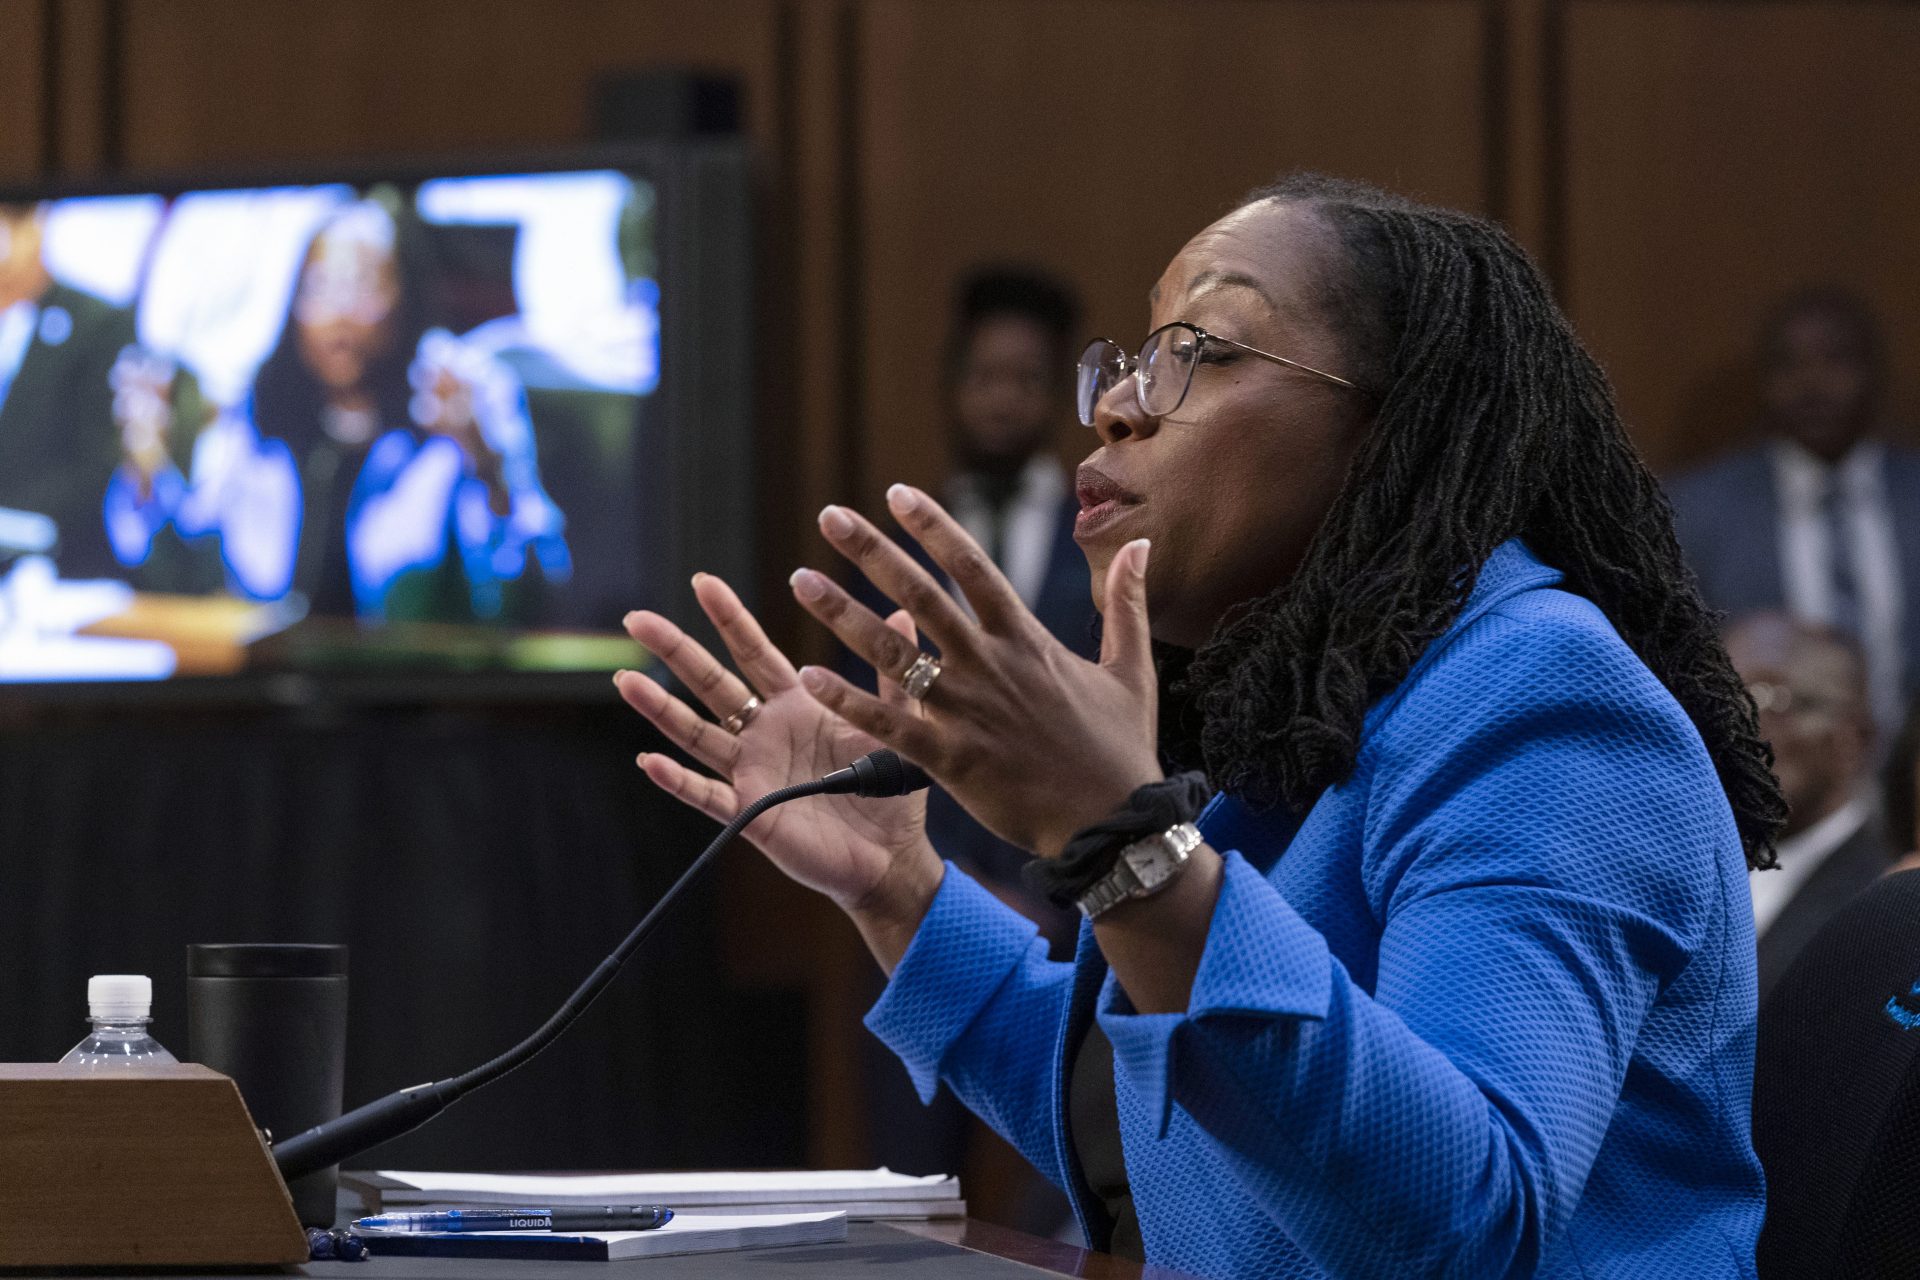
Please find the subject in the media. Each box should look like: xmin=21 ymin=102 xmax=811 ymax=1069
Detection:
xmin=1130 ymin=538 xmax=1150 ymax=574
xmin=612 ymin=669 xmax=629 ymax=684
xmin=690 ymin=572 xmax=707 ymax=586
xmin=799 ymin=666 xmax=829 ymax=692
xmin=635 ymin=752 xmax=649 ymax=767
xmin=886 ymin=484 xmax=918 ymax=515
xmin=623 ymin=611 xmax=640 ymax=627
xmin=819 ymin=505 xmax=855 ymax=537
xmin=790 ymin=567 xmax=826 ymax=601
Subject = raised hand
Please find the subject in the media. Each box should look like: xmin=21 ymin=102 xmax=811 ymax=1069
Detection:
xmin=789 ymin=485 xmax=1165 ymax=860
xmin=615 ymin=573 xmax=940 ymax=920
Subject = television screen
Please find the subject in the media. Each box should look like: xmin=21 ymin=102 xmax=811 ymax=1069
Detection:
xmin=0 ymin=149 xmax=751 ymax=687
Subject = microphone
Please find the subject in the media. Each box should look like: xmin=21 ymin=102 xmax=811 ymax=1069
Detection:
xmin=271 ymin=749 xmax=931 ymax=1182
xmin=818 ymin=749 xmax=930 ymax=797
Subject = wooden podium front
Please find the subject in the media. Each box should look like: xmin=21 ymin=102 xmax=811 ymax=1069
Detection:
xmin=0 ymin=1063 xmax=308 ymax=1267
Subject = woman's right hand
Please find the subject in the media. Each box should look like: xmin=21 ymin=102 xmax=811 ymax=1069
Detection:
xmin=615 ymin=573 xmax=943 ymax=951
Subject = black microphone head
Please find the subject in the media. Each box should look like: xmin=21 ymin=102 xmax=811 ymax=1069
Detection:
xmin=846 ymin=750 xmax=932 ymax=797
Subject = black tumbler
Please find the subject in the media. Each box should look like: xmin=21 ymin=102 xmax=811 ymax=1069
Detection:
xmin=187 ymin=944 xmax=348 ymax=1228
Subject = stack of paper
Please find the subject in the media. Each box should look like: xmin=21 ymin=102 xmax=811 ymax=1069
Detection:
xmin=355 ymin=1168 xmax=965 ymax=1221
xmin=362 ymin=1210 xmax=847 ymax=1261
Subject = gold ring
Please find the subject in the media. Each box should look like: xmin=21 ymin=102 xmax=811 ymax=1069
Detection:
xmin=900 ymin=653 xmax=942 ymax=701
xmin=721 ymin=694 xmax=762 ymax=734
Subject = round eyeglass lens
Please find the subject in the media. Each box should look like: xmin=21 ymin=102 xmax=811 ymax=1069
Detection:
xmin=1076 ymin=340 xmax=1129 ymax=426
xmin=1137 ymin=324 xmax=1200 ymax=418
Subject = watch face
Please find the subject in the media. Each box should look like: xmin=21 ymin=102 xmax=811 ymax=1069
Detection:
xmin=1124 ymin=838 xmax=1179 ymax=893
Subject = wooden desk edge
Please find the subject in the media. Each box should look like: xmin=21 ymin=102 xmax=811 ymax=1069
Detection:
xmin=889 ymin=1217 xmax=1205 ymax=1280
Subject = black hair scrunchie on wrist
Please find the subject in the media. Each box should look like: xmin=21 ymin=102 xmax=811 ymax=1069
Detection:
xmin=1022 ymin=772 xmax=1213 ymax=912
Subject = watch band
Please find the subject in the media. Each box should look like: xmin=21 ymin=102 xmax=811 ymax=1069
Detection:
xmin=1075 ymin=822 xmax=1204 ymax=920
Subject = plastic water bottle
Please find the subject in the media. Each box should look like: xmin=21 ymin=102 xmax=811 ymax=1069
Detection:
xmin=58 ymin=974 xmax=179 ymax=1068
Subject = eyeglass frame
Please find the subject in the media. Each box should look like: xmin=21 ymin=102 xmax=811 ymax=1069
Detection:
xmin=1746 ymin=679 xmax=1852 ymax=720
xmin=1076 ymin=320 xmax=1362 ymax=428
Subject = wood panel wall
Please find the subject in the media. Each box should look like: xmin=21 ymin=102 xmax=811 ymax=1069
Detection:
xmin=855 ymin=0 xmax=1492 ymax=508
xmin=1563 ymin=0 xmax=1920 ymax=473
xmin=6 ymin=0 xmax=1920 ymax=1177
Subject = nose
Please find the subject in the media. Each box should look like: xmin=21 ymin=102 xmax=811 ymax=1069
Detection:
xmin=1092 ymin=377 xmax=1158 ymax=446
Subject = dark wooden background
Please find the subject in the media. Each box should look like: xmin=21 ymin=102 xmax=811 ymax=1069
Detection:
xmin=5 ymin=0 xmax=1918 ymax=1216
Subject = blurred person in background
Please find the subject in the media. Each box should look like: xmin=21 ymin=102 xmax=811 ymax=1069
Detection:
xmin=848 ymin=267 xmax=1093 ymax=1232
xmin=1879 ymin=697 xmax=1920 ymax=874
xmin=925 ymin=267 xmax=1099 ymax=942
xmin=1668 ymin=287 xmax=1920 ymax=731
xmin=1725 ymin=611 xmax=1889 ymax=998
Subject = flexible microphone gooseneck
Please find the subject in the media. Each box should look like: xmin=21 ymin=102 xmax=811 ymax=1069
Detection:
xmin=271 ymin=748 xmax=931 ymax=1183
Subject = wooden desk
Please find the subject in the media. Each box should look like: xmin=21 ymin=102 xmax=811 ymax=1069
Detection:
xmin=894 ymin=1218 xmax=1205 ymax=1279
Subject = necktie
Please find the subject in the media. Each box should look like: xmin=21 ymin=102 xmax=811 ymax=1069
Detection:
xmin=1822 ymin=474 xmax=1862 ymax=639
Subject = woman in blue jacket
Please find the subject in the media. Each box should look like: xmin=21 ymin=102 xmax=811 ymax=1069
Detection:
xmin=615 ymin=174 xmax=1785 ymax=1278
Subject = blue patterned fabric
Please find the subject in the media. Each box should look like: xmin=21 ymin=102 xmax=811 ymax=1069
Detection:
xmin=866 ymin=540 xmax=1764 ymax=1279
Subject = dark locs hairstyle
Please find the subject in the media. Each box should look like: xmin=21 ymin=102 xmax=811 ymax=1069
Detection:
xmin=1161 ymin=173 xmax=1785 ymax=870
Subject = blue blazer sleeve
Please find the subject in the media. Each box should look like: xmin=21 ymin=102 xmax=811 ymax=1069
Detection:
xmin=865 ymin=863 xmax=1077 ymax=1189
xmin=1097 ymin=601 xmax=1726 ymax=1276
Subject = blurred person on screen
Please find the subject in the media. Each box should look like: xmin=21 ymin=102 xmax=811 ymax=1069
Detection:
xmin=112 ymin=196 xmax=571 ymax=619
xmin=0 ymin=201 xmax=197 ymax=581
xmin=1725 ymin=611 xmax=1890 ymax=998
xmin=254 ymin=196 xmax=569 ymax=621
xmin=1667 ymin=287 xmax=1920 ymax=731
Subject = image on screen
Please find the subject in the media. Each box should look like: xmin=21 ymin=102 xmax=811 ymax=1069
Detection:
xmin=0 ymin=169 xmax=663 ymax=682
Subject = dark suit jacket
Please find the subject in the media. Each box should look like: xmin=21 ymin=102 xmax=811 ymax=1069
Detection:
xmin=1757 ymin=816 xmax=1892 ymax=1001
xmin=0 ymin=283 xmax=137 ymax=578
xmin=846 ymin=488 xmax=1098 ymax=948
xmin=1665 ymin=442 xmax=1920 ymax=703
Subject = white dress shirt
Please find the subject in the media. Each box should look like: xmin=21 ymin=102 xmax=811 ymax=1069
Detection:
xmin=1771 ymin=440 xmax=1904 ymax=727
xmin=1749 ymin=790 xmax=1875 ymax=938
xmin=945 ymin=454 xmax=1068 ymax=610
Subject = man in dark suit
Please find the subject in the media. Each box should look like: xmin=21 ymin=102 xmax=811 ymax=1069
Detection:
xmin=0 ymin=203 xmax=139 ymax=579
xmin=851 ymin=267 xmax=1093 ymax=1231
xmin=851 ymin=268 xmax=1098 ymax=944
xmin=1667 ymin=287 xmax=1920 ymax=732
xmin=1726 ymin=611 xmax=1891 ymax=998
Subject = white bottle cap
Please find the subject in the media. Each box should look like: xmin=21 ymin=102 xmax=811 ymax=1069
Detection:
xmin=87 ymin=974 xmax=153 ymax=1021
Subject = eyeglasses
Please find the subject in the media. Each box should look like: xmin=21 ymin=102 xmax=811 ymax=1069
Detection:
xmin=1746 ymin=680 xmax=1844 ymax=719
xmin=1075 ymin=320 xmax=1359 ymax=427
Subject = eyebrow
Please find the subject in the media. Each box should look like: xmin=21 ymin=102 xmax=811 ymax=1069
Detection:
xmin=1149 ymin=269 xmax=1275 ymax=311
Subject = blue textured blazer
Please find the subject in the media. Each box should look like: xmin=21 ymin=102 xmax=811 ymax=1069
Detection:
xmin=867 ymin=541 xmax=1764 ymax=1279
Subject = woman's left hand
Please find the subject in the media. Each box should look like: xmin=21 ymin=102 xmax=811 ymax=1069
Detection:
xmin=791 ymin=484 xmax=1165 ymax=859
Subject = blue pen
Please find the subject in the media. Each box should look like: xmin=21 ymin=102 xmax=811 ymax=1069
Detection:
xmin=352 ymin=1206 xmax=673 ymax=1234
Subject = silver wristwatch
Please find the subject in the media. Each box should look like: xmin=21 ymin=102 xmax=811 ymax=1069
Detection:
xmin=1075 ymin=822 xmax=1204 ymax=920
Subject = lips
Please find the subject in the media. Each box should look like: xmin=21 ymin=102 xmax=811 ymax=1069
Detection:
xmin=1074 ymin=464 xmax=1142 ymax=540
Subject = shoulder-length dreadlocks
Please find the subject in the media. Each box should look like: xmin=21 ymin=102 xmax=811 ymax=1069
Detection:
xmin=1159 ymin=174 xmax=1785 ymax=870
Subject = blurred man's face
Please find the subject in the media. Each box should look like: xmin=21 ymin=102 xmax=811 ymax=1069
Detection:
xmin=0 ymin=204 xmax=51 ymax=311
xmin=1763 ymin=309 xmax=1879 ymax=462
xmin=1726 ymin=621 xmax=1872 ymax=836
xmin=951 ymin=314 xmax=1060 ymax=473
